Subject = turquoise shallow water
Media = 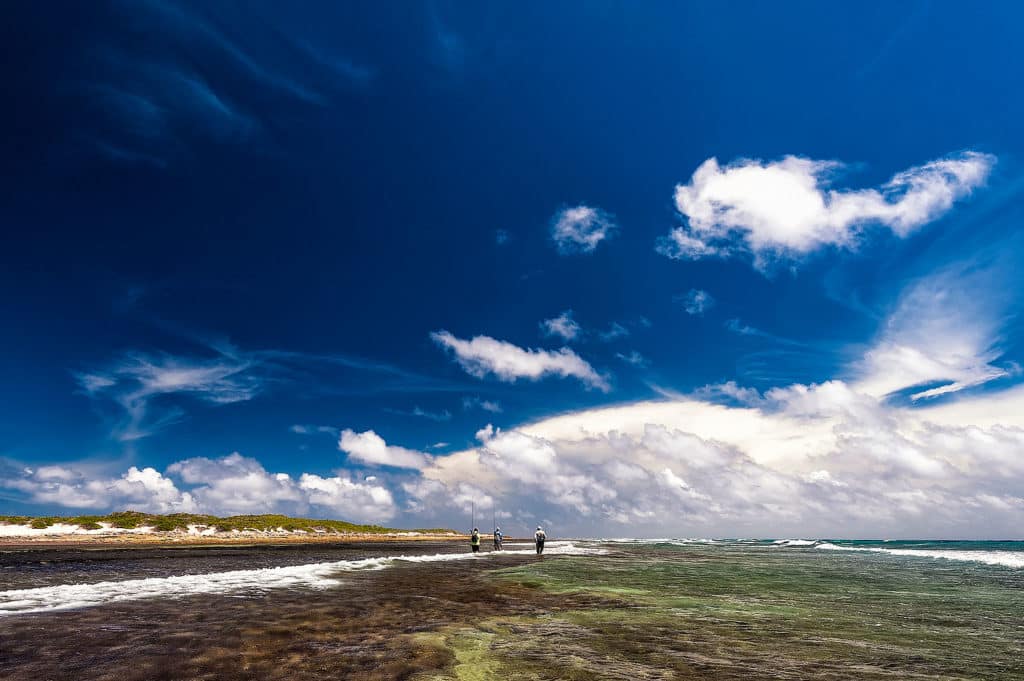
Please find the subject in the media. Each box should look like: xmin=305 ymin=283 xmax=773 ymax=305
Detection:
xmin=482 ymin=539 xmax=1024 ymax=679
xmin=601 ymin=538 xmax=1024 ymax=568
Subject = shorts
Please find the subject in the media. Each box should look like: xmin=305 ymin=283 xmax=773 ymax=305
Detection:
xmin=471 ymin=544 xmax=480 ymax=552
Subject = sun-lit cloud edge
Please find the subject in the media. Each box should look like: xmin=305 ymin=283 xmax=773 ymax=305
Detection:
xmin=658 ymin=151 xmax=996 ymax=269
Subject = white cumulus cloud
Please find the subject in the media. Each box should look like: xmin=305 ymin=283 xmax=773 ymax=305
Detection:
xmin=657 ymin=151 xmax=995 ymax=266
xmin=2 ymin=452 xmax=398 ymax=523
xmin=431 ymin=330 xmax=610 ymax=391
xmin=166 ymin=453 xmax=305 ymax=514
xmin=298 ymin=473 xmax=396 ymax=521
xmin=1 ymin=465 xmax=196 ymax=513
xmin=402 ymin=383 xmax=1024 ymax=538
xmin=338 ymin=429 xmax=431 ymax=470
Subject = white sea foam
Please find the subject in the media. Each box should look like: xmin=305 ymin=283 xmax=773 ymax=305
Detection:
xmin=772 ymin=539 xmax=820 ymax=547
xmin=0 ymin=541 xmax=599 ymax=616
xmin=599 ymin=537 xmax=721 ymax=545
xmin=814 ymin=542 xmax=1024 ymax=568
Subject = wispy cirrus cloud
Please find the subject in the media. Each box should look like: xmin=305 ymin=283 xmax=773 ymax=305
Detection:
xmin=65 ymin=0 xmax=375 ymax=167
xmin=463 ymin=396 xmax=503 ymax=413
xmin=427 ymin=3 xmax=466 ymax=73
xmin=598 ymin=322 xmax=629 ymax=342
xmin=616 ymin=351 xmax=650 ymax=368
xmin=431 ymin=330 xmax=610 ymax=391
xmin=676 ymin=289 xmax=715 ymax=315
xmin=290 ymin=424 xmax=340 ymax=436
xmin=384 ymin=406 xmax=453 ymax=422
xmin=724 ymin=319 xmax=807 ymax=347
xmin=76 ymin=337 xmax=463 ymax=442
xmin=657 ymin=151 xmax=995 ymax=267
xmin=74 ymin=345 xmax=260 ymax=441
xmin=852 ymin=262 xmax=1016 ymax=400
xmin=551 ymin=205 xmax=618 ymax=254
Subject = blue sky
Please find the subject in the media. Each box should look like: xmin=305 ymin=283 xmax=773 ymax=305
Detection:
xmin=3 ymin=1 xmax=1024 ymax=538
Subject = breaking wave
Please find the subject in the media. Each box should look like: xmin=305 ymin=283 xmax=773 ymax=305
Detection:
xmin=813 ymin=542 xmax=1024 ymax=569
xmin=598 ymin=538 xmax=722 ymax=545
xmin=772 ymin=539 xmax=820 ymax=547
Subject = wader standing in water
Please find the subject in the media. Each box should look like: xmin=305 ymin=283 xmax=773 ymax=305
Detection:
xmin=534 ymin=526 xmax=546 ymax=555
xmin=470 ymin=528 xmax=481 ymax=553
xmin=493 ymin=526 xmax=503 ymax=551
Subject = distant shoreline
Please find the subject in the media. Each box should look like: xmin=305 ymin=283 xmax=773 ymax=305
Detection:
xmin=0 ymin=511 xmax=465 ymax=548
xmin=0 ymin=531 xmax=472 ymax=549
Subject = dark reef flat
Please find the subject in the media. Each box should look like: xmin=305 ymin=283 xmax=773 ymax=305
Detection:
xmin=0 ymin=543 xmax=587 ymax=680
xmin=2 ymin=541 xmax=1022 ymax=680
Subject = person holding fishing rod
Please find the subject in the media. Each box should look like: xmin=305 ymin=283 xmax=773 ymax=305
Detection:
xmin=491 ymin=507 xmax=503 ymax=550
xmin=470 ymin=527 xmax=481 ymax=553
xmin=468 ymin=502 xmax=481 ymax=554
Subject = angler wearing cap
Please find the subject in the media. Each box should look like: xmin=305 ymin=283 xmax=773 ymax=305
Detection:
xmin=534 ymin=526 xmax=546 ymax=555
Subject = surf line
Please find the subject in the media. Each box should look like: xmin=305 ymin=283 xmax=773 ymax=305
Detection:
xmin=0 ymin=542 xmax=596 ymax=616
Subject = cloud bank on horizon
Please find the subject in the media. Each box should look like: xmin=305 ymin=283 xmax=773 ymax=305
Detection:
xmin=6 ymin=377 xmax=1024 ymax=537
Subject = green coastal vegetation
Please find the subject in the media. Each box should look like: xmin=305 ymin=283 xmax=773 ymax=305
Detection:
xmin=0 ymin=511 xmax=454 ymax=534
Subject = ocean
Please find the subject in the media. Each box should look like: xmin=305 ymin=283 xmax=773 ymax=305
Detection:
xmin=1 ymin=539 xmax=1020 ymax=679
